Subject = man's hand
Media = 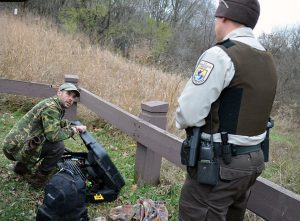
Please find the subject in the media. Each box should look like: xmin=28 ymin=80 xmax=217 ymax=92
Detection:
xmin=71 ymin=125 xmax=87 ymax=134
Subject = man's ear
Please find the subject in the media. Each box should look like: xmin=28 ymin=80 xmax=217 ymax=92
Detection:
xmin=57 ymin=90 xmax=62 ymax=96
xmin=220 ymin=17 xmax=227 ymax=23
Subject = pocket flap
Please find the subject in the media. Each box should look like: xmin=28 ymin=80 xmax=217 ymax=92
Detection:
xmin=220 ymin=166 xmax=253 ymax=180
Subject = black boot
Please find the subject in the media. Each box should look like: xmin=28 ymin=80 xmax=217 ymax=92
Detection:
xmin=29 ymin=170 xmax=49 ymax=189
xmin=13 ymin=162 xmax=31 ymax=176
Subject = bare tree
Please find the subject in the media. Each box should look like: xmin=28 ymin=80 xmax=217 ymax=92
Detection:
xmin=162 ymin=0 xmax=216 ymax=74
xmin=259 ymin=25 xmax=300 ymax=103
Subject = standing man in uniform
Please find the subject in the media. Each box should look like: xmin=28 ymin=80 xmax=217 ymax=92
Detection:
xmin=176 ymin=0 xmax=277 ymax=220
xmin=2 ymin=83 xmax=87 ymax=189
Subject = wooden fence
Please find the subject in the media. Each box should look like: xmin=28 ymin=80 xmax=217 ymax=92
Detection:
xmin=1 ymin=75 xmax=300 ymax=221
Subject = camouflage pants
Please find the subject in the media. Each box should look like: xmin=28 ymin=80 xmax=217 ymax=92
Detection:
xmin=3 ymin=140 xmax=65 ymax=175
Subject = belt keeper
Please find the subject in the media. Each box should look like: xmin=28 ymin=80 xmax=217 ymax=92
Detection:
xmin=221 ymin=132 xmax=232 ymax=164
xmin=231 ymin=145 xmax=237 ymax=156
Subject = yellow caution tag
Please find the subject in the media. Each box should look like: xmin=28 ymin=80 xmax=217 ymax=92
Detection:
xmin=94 ymin=194 xmax=104 ymax=201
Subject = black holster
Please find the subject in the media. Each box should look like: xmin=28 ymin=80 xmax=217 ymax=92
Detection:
xmin=180 ymin=127 xmax=201 ymax=167
xmin=261 ymin=118 xmax=274 ymax=162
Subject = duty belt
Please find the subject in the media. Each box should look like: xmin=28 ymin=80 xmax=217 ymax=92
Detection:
xmin=213 ymin=142 xmax=262 ymax=156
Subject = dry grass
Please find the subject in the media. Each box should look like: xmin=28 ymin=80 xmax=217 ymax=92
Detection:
xmin=0 ymin=12 xmax=186 ymax=135
xmin=273 ymin=103 xmax=300 ymax=133
xmin=2 ymin=12 xmax=299 ymax=136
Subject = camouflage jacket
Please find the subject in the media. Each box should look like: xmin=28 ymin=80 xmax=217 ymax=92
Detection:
xmin=2 ymin=96 xmax=74 ymax=168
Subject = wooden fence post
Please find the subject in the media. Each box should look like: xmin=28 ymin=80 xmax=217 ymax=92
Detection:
xmin=64 ymin=74 xmax=79 ymax=121
xmin=134 ymin=101 xmax=169 ymax=186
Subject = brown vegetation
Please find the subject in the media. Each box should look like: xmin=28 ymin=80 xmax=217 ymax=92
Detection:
xmin=0 ymin=13 xmax=186 ymax=135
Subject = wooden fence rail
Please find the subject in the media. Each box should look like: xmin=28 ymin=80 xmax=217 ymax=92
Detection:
xmin=1 ymin=76 xmax=300 ymax=221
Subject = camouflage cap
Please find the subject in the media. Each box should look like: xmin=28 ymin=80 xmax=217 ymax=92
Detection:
xmin=59 ymin=83 xmax=80 ymax=97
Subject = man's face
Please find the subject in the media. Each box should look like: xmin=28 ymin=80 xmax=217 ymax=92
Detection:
xmin=57 ymin=90 xmax=77 ymax=109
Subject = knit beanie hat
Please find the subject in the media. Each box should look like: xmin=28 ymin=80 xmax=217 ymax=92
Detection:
xmin=215 ymin=0 xmax=260 ymax=29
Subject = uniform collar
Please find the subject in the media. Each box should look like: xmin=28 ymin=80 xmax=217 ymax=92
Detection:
xmin=223 ymin=27 xmax=255 ymax=41
xmin=221 ymin=27 xmax=265 ymax=51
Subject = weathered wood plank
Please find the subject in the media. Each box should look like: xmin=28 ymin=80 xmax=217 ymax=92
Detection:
xmin=79 ymin=87 xmax=184 ymax=166
xmin=0 ymin=79 xmax=56 ymax=97
xmin=0 ymin=1 xmax=28 ymax=2
xmin=134 ymin=120 xmax=183 ymax=167
xmin=135 ymin=101 xmax=168 ymax=185
xmin=248 ymin=176 xmax=300 ymax=221
xmin=79 ymin=88 xmax=139 ymax=137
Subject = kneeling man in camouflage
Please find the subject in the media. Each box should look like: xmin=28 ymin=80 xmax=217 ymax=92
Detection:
xmin=2 ymin=83 xmax=87 ymax=188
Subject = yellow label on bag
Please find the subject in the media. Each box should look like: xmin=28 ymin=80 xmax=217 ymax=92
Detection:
xmin=94 ymin=194 xmax=104 ymax=200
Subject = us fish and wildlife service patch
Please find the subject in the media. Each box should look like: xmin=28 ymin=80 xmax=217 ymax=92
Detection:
xmin=192 ymin=60 xmax=214 ymax=85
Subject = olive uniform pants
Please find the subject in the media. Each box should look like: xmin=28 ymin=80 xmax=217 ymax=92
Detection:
xmin=179 ymin=150 xmax=265 ymax=221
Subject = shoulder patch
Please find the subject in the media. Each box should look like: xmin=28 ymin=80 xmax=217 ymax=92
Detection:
xmin=192 ymin=60 xmax=214 ymax=85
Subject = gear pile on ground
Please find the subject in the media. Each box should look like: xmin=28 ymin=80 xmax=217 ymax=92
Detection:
xmin=108 ymin=199 xmax=168 ymax=221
